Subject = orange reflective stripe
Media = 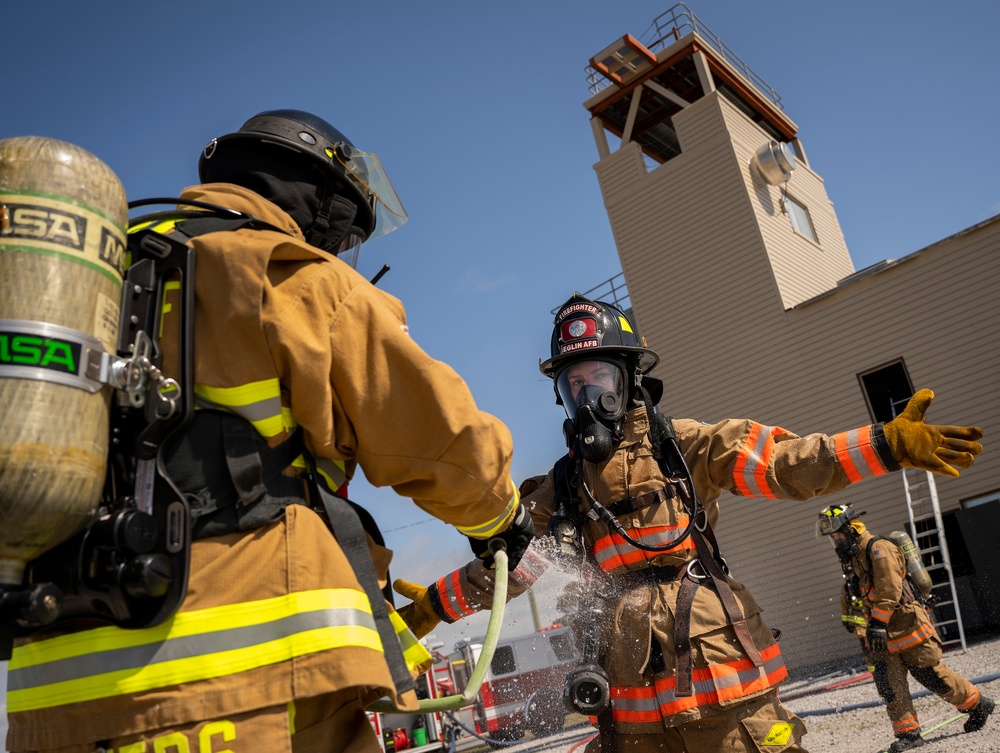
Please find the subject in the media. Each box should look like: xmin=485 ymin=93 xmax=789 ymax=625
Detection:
xmin=732 ymin=424 xmax=786 ymax=498
xmin=870 ymin=605 xmax=893 ymax=623
xmin=513 ymin=548 xmax=548 ymax=587
xmin=450 ymin=570 xmax=472 ymax=617
xmin=435 ymin=570 xmax=474 ymax=622
xmin=591 ymin=520 xmax=694 ymax=572
xmin=888 ymin=620 xmax=935 ymax=652
xmin=893 ymin=715 xmax=920 ymax=733
xmin=733 ymin=423 xmax=762 ymax=496
xmin=834 ymin=426 xmax=889 ymax=483
xmin=958 ymin=687 xmax=980 ymax=711
xmin=610 ymin=643 xmax=786 ymax=723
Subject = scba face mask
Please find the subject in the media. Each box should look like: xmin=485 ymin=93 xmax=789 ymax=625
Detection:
xmin=556 ymin=359 xmax=627 ymax=463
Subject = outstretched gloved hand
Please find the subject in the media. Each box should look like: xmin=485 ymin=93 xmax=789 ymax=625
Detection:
xmin=467 ymin=503 xmax=535 ymax=571
xmin=883 ymin=389 xmax=984 ymax=477
xmin=393 ymin=579 xmax=440 ymax=639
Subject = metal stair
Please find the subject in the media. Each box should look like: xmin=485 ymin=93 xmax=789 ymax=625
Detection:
xmin=900 ymin=467 xmax=967 ymax=652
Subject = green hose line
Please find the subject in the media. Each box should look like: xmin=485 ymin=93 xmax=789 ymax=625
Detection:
xmin=367 ymin=547 xmax=509 ymax=714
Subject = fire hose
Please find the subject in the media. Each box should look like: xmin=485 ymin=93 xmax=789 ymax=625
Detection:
xmin=367 ymin=542 xmax=509 ymax=714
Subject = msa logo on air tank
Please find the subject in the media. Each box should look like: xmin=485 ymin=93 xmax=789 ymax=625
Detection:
xmin=4 ymin=203 xmax=125 ymax=275
xmin=6 ymin=204 xmax=86 ymax=250
xmin=0 ymin=330 xmax=80 ymax=375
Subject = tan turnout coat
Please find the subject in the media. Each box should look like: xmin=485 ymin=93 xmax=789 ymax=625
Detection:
xmin=429 ymin=406 xmax=897 ymax=732
xmin=7 ymin=184 xmax=517 ymax=751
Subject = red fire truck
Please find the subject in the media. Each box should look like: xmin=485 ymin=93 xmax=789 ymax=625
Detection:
xmin=447 ymin=624 xmax=580 ymax=743
xmin=369 ymin=624 xmax=581 ymax=749
xmin=367 ymin=666 xmax=452 ymax=753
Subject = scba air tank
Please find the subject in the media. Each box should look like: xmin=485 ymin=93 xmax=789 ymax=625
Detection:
xmin=0 ymin=136 xmax=127 ymax=587
xmin=887 ymin=530 xmax=935 ymax=601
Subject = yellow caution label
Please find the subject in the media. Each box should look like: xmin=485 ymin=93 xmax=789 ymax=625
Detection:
xmin=761 ymin=721 xmax=794 ymax=746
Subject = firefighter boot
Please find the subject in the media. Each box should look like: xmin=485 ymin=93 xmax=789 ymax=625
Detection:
xmin=887 ymin=731 xmax=925 ymax=752
xmin=964 ymin=696 xmax=995 ymax=733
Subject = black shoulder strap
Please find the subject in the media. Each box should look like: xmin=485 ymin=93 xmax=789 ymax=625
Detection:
xmin=552 ymin=453 xmax=586 ymax=525
xmin=865 ymin=536 xmax=889 ymax=573
xmin=311 ymin=478 xmax=416 ymax=698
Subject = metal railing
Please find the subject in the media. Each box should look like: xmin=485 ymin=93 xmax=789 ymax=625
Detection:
xmin=585 ymin=2 xmax=784 ymax=110
xmin=552 ymin=272 xmax=630 ymax=315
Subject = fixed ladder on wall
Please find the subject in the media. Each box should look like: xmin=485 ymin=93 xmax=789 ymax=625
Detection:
xmin=900 ymin=467 xmax=967 ymax=652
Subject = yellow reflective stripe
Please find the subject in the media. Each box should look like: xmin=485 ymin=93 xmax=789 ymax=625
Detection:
xmin=8 ymin=589 xmax=380 ymax=712
xmin=314 ymin=456 xmax=348 ymax=492
xmin=389 ymin=610 xmax=432 ymax=671
xmin=455 ymin=482 xmax=519 ymax=538
xmin=194 ymin=379 xmax=286 ymax=438
xmin=127 ymin=219 xmax=181 ymax=235
xmin=160 ymin=280 xmax=180 ymax=339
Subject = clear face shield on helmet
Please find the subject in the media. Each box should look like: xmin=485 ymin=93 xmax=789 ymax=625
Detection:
xmin=335 ymin=231 xmax=365 ymax=269
xmin=815 ymin=514 xmax=846 ymax=538
xmin=328 ymin=144 xmax=409 ymax=242
xmin=816 ymin=509 xmax=857 ymax=558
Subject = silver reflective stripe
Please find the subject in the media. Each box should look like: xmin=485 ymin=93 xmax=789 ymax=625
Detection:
xmin=844 ymin=429 xmax=876 ymax=478
xmin=739 ymin=424 xmax=775 ymax=497
xmin=194 ymin=393 xmax=283 ymax=425
xmin=315 ymin=456 xmax=349 ymax=490
xmin=8 ymin=607 xmax=375 ymax=693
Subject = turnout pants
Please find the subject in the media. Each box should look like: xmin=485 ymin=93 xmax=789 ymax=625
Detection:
xmin=10 ymin=689 xmax=381 ymax=753
xmin=869 ymin=633 xmax=980 ymax=737
xmin=582 ymin=691 xmax=808 ymax=753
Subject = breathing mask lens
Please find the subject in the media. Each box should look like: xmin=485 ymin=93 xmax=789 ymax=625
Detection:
xmin=556 ymin=359 xmax=626 ymax=463
xmin=555 ymin=359 xmax=625 ymax=421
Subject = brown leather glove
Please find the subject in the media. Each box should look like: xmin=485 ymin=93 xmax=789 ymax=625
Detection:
xmin=393 ymin=578 xmax=441 ymax=639
xmin=883 ymin=389 xmax=984 ymax=477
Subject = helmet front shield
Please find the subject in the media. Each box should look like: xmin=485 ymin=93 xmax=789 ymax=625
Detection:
xmin=815 ymin=515 xmax=843 ymax=538
xmin=330 ymin=146 xmax=408 ymax=241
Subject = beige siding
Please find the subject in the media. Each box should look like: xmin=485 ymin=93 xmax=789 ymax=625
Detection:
xmin=592 ymin=82 xmax=1000 ymax=670
xmin=717 ymin=98 xmax=855 ymax=308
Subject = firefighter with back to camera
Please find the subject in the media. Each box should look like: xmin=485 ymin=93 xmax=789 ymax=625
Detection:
xmin=391 ymin=293 xmax=985 ymax=753
xmin=818 ymin=503 xmax=995 ymax=752
xmin=4 ymin=110 xmax=534 ymax=753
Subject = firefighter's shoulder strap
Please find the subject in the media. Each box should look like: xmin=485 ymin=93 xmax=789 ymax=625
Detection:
xmin=651 ymin=411 xmax=766 ymax=691
xmin=311 ymin=479 xmax=416 ymax=697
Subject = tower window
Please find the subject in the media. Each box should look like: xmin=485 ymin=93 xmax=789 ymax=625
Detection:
xmin=782 ymin=194 xmax=818 ymax=244
xmin=859 ymin=360 xmax=914 ymax=423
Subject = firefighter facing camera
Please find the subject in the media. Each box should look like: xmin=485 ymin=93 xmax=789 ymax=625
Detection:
xmin=393 ymin=293 xmax=985 ymax=753
xmin=818 ymin=504 xmax=995 ymax=752
xmin=4 ymin=110 xmax=532 ymax=753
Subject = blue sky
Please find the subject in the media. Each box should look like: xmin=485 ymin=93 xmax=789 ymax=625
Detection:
xmin=3 ymin=0 xmax=1000 ymax=714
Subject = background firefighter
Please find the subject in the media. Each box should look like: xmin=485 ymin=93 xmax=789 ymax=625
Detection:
xmin=817 ymin=503 xmax=995 ymax=752
xmin=5 ymin=110 xmax=533 ymax=753
xmin=393 ymin=293 xmax=984 ymax=753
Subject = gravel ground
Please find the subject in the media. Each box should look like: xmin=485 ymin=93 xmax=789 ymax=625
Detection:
xmin=486 ymin=636 xmax=1000 ymax=753
xmin=781 ymin=635 xmax=1000 ymax=753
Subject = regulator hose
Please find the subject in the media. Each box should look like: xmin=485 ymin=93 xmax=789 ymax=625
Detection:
xmin=576 ymin=450 xmax=704 ymax=554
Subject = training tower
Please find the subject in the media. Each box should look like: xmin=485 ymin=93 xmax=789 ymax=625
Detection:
xmin=580 ymin=4 xmax=1000 ymax=668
